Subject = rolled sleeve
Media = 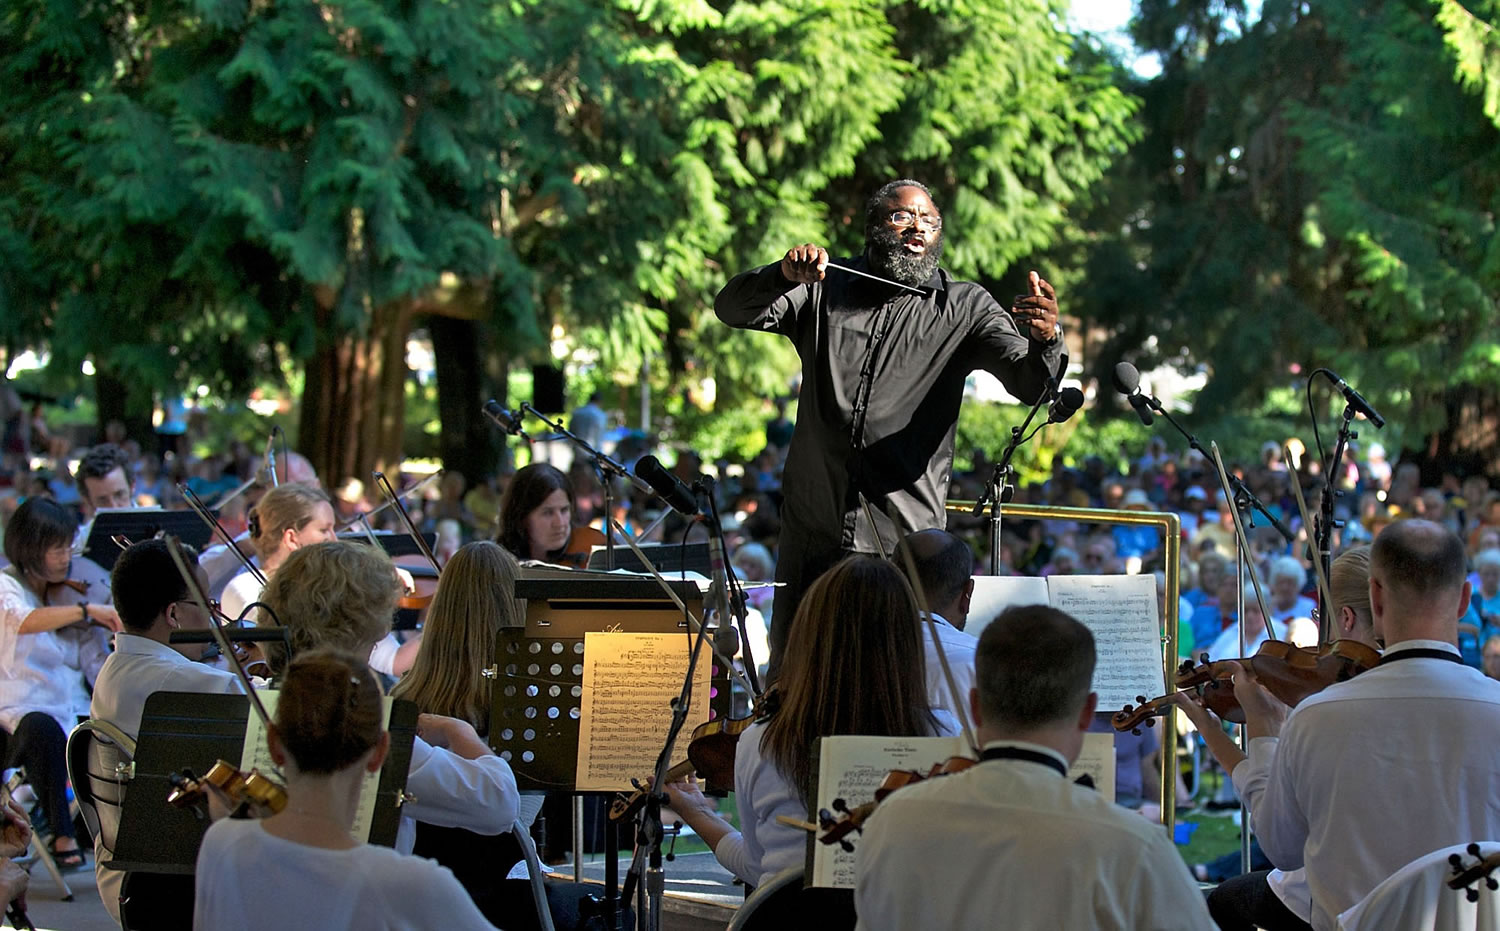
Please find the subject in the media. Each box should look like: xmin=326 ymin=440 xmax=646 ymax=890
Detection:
xmin=403 ymin=737 xmax=519 ymax=836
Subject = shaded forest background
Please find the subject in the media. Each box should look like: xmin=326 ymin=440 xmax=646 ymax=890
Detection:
xmin=2 ymin=0 xmax=1498 ymax=485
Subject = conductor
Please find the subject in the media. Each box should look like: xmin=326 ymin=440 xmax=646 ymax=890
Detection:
xmin=715 ymin=179 xmax=1063 ymax=677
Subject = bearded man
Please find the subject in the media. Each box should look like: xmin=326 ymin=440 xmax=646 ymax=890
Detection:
xmin=715 ymin=179 xmax=1064 ymax=677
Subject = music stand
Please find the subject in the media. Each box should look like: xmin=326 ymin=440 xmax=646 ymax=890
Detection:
xmin=111 ymin=691 xmax=418 ymax=874
xmin=585 ymin=542 xmax=711 ymax=577
xmin=82 ymin=509 xmax=216 ymax=572
xmin=493 ymin=574 xmax=729 ymax=930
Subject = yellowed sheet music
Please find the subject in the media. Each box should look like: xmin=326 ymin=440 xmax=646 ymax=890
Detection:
xmin=575 ymin=632 xmax=711 ymax=792
xmin=240 ymin=691 xmax=393 ymax=842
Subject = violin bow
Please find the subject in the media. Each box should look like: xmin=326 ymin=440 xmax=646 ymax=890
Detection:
xmin=1283 ymin=444 xmax=1336 ymax=643
xmin=883 ymin=499 xmax=977 ymax=751
xmin=371 ymin=471 xmax=442 ymax=575
xmin=164 ymin=536 xmax=276 ymax=731
xmin=1208 ymin=442 xmax=1278 ymax=642
xmin=180 ymin=484 xmax=267 ymax=587
xmin=337 ymin=470 xmax=444 ymax=533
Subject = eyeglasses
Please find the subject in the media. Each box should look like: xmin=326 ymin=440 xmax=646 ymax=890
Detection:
xmin=175 ymin=598 xmax=223 ymax=616
xmin=887 ymin=210 xmax=942 ymax=232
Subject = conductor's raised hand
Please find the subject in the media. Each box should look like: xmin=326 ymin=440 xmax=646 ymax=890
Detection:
xmin=1010 ymin=270 xmax=1059 ymax=342
xmin=780 ymin=244 xmax=830 ymax=284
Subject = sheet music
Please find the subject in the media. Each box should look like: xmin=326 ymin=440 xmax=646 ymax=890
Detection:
xmin=575 ymin=632 xmax=711 ymax=792
xmin=809 ymin=735 xmax=968 ymax=888
xmin=1068 ymin=732 xmax=1117 ymax=804
xmin=1045 ymin=574 xmax=1165 ymax=708
xmin=965 ymin=576 xmax=1051 ymax=640
xmin=240 ymin=692 xmax=393 ymax=843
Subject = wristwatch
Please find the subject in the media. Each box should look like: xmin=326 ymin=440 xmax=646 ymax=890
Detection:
xmin=79 ymin=604 xmax=89 ymax=625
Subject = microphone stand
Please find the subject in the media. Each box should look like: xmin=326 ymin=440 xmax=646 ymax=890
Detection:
xmin=1314 ymin=393 xmax=1359 ymax=637
xmin=519 ymin=403 xmax=652 ymax=571
xmin=971 ymin=383 xmax=1057 ymax=575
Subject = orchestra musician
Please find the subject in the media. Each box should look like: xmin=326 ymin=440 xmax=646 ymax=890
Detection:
xmin=0 ymin=497 xmax=123 ymax=871
xmin=1181 ymin=545 xmax=1374 ymax=931
xmin=90 ymin=539 xmax=243 ymax=923
xmin=254 ymin=541 xmax=520 ymax=857
xmin=496 ymin=462 xmax=602 ymax=566
xmin=714 ymin=179 xmax=1063 ymax=678
xmin=895 ymin=529 xmax=978 ymax=724
xmin=193 ymin=648 xmax=497 ymax=929
xmin=854 ymin=604 xmax=1212 ymax=930
xmin=1182 ymin=521 xmax=1500 ymax=930
xmin=220 ymin=483 xmax=338 ymax=621
xmin=662 ymin=556 xmax=957 ymax=887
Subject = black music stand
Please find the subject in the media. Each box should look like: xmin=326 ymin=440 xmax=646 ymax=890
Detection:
xmin=494 ymin=574 xmax=728 ymax=930
xmin=82 ymin=509 xmax=216 ymax=571
xmin=108 ymin=691 xmax=417 ymax=925
xmin=338 ymin=530 xmax=437 ymax=559
xmin=585 ymin=542 xmax=711 ymax=576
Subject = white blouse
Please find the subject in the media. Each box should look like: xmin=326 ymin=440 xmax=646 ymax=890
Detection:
xmin=0 ymin=571 xmax=92 ymax=733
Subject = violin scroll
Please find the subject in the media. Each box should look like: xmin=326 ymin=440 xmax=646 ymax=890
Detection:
xmin=1447 ymin=842 xmax=1500 ymax=902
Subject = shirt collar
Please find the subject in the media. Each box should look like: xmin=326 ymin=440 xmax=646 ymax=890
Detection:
xmin=978 ymin=739 xmax=1070 ymax=776
xmin=1382 ymin=638 xmax=1460 ymax=657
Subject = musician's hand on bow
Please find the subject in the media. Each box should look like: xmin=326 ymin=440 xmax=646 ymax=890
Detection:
xmin=0 ymin=800 xmax=29 ymax=859
xmin=780 ymin=244 xmax=830 ymax=284
xmin=1011 ymin=270 xmax=1058 ymax=342
xmin=1230 ymin=661 xmax=1290 ymax=739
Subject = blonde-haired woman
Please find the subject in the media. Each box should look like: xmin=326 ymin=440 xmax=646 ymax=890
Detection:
xmin=221 ymin=484 xmax=336 ymax=622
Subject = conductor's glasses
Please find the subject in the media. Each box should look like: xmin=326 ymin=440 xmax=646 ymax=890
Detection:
xmin=887 ymin=210 xmax=942 ymax=232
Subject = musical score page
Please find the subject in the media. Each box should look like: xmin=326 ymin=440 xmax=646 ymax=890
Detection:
xmin=1045 ymin=574 xmax=1165 ymax=708
xmin=1068 ymin=732 xmax=1117 ymax=804
xmin=240 ymin=692 xmax=393 ymax=843
xmin=575 ymin=632 xmax=711 ymax=792
xmin=809 ymin=735 xmax=968 ymax=889
xmin=965 ymin=576 xmax=1051 ymax=640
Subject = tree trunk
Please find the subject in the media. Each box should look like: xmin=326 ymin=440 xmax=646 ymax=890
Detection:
xmin=430 ymin=314 xmax=500 ymax=485
xmin=1407 ymin=384 xmax=1500 ymax=485
xmin=94 ymin=369 xmax=154 ymax=450
xmin=298 ymin=298 xmax=413 ymax=487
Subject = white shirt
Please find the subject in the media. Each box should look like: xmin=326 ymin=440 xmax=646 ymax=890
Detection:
xmin=855 ymin=740 xmax=1213 ymax=930
xmin=1206 ymin=623 xmax=1270 ymax=662
xmin=0 ymin=571 xmax=92 ymax=732
xmin=1233 ymin=639 xmax=1500 ymax=930
xmin=194 ymin=817 xmax=497 ymax=930
xmin=398 ymin=738 xmax=519 ymax=854
xmin=717 ymin=714 xmax=962 ymax=886
xmin=220 ymin=570 xmax=264 ymax=624
xmin=921 ymin=612 xmax=976 ymax=725
xmin=89 ymin=633 xmax=243 ymax=921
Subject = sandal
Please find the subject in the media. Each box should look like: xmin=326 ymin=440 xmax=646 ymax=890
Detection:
xmin=48 ymin=841 xmax=86 ymax=872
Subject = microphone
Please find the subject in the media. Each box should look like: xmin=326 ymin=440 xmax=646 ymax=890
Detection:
xmin=1111 ymin=362 xmax=1155 ymax=427
xmin=1327 ymin=371 xmax=1385 ymax=429
xmin=635 ymin=456 xmax=702 ymax=518
xmin=482 ymin=400 xmax=530 ymax=441
xmin=1048 ymin=386 xmax=1084 ymax=424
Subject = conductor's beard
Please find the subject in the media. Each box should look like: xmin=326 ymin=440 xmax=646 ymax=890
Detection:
xmin=865 ymin=225 xmax=943 ymax=287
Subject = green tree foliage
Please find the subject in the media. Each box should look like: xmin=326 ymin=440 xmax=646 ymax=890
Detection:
xmin=1079 ymin=0 xmax=1499 ymax=467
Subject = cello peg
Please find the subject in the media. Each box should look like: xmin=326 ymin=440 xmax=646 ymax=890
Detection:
xmin=1452 ymin=854 xmax=1465 ymax=870
xmin=831 ymin=798 xmax=848 ymax=814
xmin=1135 ymin=695 xmax=1147 ymax=705
xmin=1470 ymin=843 xmax=1484 ymax=857
xmin=839 ymin=840 xmax=854 ymax=853
xmin=1487 ymin=878 xmax=1498 ymax=891
xmin=1131 ymin=727 xmax=1142 ymax=736
xmin=1145 ymin=719 xmax=1156 ymax=729
xmin=1468 ymin=888 xmax=1481 ymax=903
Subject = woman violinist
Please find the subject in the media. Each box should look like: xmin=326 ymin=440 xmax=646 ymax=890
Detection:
xmin=496 ymin=463 xmax=604 ymax=568
xmin=661 ymin=556 xmax=957 ymax=887
xmin=193 ymin=648 xmax=497 ymax=930
xmin=0 ymin=497 xmax=123 ymax=869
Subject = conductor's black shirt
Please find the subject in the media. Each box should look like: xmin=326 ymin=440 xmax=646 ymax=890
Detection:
xmin=715 ymin=257 xmax=1063 ymax=552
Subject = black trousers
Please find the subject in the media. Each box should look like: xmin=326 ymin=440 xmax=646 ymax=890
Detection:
xmin=1206 ymin=870 xmax=1313 ymax=931
xmin=767 ymin=533 xmax=855 ymax=682
xmin=3 ymin=711 xmax=74 ymax=843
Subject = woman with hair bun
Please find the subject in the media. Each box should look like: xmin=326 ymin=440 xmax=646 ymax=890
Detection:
xmin=220 ymin=484 xmax=336 ymax=622
xmin=193 ymin=648 xmax=497 ymax=930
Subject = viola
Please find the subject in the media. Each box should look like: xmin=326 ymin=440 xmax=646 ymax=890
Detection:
xmin=555 ymin=526 xmax=608 ymax=570
xmin=815 ymin=756 xmax=978 ymax=850
xmin=168 ymin=759 xmax=287 ymax=819
xmin=1113 ymin=638 xmax=1381 ymax=734
xmin=608 ymin=687 xmax=780 ymax=823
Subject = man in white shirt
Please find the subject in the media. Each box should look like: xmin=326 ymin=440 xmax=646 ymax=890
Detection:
xmin=1220 ymin=520 xmax=1500 ymax=930
xmin=896 ymin=530 xmax=977 ymax=723
xmin=91 ymin=539 xmax=243 ymax=923
xmin=854 ymin=604 xmax=1212 ymax=930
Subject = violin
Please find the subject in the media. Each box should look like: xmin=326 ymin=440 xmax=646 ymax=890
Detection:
xmin=555 ymin=526 xmax=608 ymax=570
xmin=167 ymin=759 xmax=287 ymax=819
xmin=608 ymin=687 xmax=780 ymax=822
xmin=1113 ymin=638 xmax=1381 ymax=734
xmin=815 ymin=757 xmax=978 ymax=850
